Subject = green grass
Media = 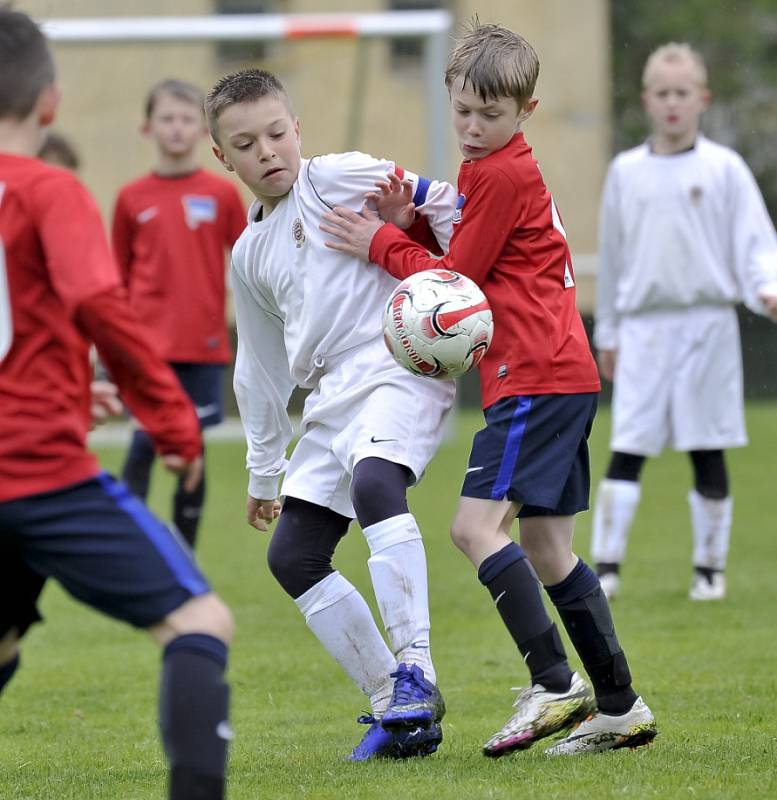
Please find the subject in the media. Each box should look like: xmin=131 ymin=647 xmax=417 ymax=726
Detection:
xmin=3 ymin=404 xmax=777 ymax=799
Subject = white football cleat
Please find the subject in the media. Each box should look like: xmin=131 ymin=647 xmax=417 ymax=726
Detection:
xmin=598 ymin=571 xmax=620 ymax=601
xmin=545 ymin=696 xmax=657 ymax=756
xmin=689 ymin=572 xmax=726 ymax=601
xmin=482 ymin=672 xmax=595 ymax=757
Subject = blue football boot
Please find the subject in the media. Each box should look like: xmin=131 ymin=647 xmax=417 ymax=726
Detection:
xmin=381 ymin=663 xmax=446 ymax=730
xmin=347 ymin=714 xmax=443 ymax=761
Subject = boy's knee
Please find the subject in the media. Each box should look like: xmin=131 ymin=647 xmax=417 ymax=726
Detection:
xmin=151 ymin=593 xmax=234 ymax=647
xmin=0 ymin=629 xmax=19 ymax=664
xmin=450 ymin=518 xmax=476 ymax=555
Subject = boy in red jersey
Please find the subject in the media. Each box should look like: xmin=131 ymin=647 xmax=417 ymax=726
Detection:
xmin=0 ymin=10 xmax=233 ymax=798
xmin=321 ymin=21 xmax=657 ymax=756
xmin=113 ymin=79 xmax=245 ymax=548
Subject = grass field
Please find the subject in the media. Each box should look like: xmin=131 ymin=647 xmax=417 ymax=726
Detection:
xmin=2 ymin=404 xmax=777 ymax=799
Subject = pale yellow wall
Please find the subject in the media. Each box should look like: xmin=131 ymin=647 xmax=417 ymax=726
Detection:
xmin=18 ymin=0 xmax=609 ymax=310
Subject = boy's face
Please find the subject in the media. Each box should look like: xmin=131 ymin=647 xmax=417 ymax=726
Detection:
xmin=212 ymin=96 xmax=301 ymax=212
xmin=144 ymin=92 xmax=207 ymax=157
xmin=642 ymin=60 xmax=709 ymax=144
xmin=449 ymin=77 xmax=531 ymax=161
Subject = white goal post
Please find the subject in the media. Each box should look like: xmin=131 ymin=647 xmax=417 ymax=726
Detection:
xmin=41 ymin=10 xmax=453 ymax=180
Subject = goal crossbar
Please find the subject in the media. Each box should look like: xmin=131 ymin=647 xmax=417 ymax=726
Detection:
xmin=41 ymin=11 xmax=453 ymax=177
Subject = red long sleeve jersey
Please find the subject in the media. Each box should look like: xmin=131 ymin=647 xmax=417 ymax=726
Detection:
xmin=0 ymin=154 xmax=201 ymax=502
xmin=112 ymin=169 xmax=246 ymax=363
xmin=370 ymin=133 xmax=600 ymax=408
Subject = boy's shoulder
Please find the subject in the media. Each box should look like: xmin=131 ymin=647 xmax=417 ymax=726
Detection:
xmin=303 ymin=151 xmax=394 ymax=209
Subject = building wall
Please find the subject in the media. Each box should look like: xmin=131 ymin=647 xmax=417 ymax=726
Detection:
xmin=19 ymin=0 xmax=610 ymax=310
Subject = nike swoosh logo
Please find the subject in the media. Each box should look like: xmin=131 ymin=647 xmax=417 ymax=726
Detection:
xmin=494 ymin=590 xmax=506 ymax=605
xmin=195 ymin=402 xmax=220 ymax=419
xmin=465 ymin=466 xmax=484 ymax=474
xmin=370 ymin=436 xmax=398 ymax=443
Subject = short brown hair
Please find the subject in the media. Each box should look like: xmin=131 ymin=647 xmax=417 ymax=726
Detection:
xmin=0 ymin=7 xmax=56 ymax=120
xmin=145 ymin=78 xmax=205 ymax=120
xmin=445 ymin=21 xmax=539 ymax=109
xmin=38 ymin=130 xmax=80 ymax=170
xmin=205 ymin=68 xmax=291 ymax=144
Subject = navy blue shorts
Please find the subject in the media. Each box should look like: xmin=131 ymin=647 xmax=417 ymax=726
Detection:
xmin=0 ymin=472 xmax=210 ymax=640
xmin=461 ymin=393 xmax=598 ymax=517
xmin=171 ymin=362 xmax=225 ymax=428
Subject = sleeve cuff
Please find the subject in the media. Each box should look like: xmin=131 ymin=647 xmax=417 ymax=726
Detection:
xmin=248 ymin=471 xmax=283 ymax=501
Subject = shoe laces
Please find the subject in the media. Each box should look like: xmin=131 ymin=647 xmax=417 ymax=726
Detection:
xmin=509 ymin=685 xmax=536 ymax=707
xmin=390 ymin=664 xmax=432 ymax=704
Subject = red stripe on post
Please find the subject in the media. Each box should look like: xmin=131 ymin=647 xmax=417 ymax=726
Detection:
xmin=285 ymin=20 xmax=358 ymax=39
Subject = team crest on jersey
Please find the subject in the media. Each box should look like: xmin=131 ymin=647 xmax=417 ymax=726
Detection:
xmin=452 ymin=194 xmax=466 ymax=224
xmin=182 ymin=195 xmax=217 ymax=229
xmin=292 ymin=217 xmax=306 ymax=248
xmin=690 ymin=186 xmax=703 ymax=205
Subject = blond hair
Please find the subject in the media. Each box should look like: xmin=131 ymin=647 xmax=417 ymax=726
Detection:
xmin=445 ymin=20 xmax=539 ymax=109
xmin=642 ymin=43 xmax=707 ymax=88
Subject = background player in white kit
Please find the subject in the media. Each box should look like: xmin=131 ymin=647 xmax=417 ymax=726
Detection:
xmin=591 ymin=43 xmax=777 ymax=601
xmin=204 ymin=69 xmax=456 ymax=760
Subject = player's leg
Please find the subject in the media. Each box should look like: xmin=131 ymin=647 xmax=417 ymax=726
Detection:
xmin=452 ymin=495 xmax=593 ymax=756
xmin=590 ymin=451 xmax=646 ymax=600
xmin=121 ymin=428 xmax=156 ymax=499
xmin=170 ymin=364 xmax=225 ymax=549
xmin=453 ymin=396 xmax=595 ymax=755
xmin=0 ymin=542 xmax=46 ymax=695
xmin=520 ymin=519 xmax=656 ymax=755
xmin=0 ymin=629 xmax=20 ymax=692
xmin=267 ymin=496 xmax=439 ymax=759
xmin=350 ymin=457 xmax=444 ymax=731
xmin=172 ymin=445 xmax=206 ymax=548
xmin=15 ymin=474 xmax=233 ymax=799
xmin=687 ymin=449 xmax=731 ymax=600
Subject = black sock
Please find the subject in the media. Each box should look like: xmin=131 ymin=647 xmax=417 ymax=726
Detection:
xmin=596 ymin=562 xmax=620 ymax=576
xmin=122 ymin=429 xmax=156 ymax=499
xmin=0 ymin=653 xmax=20 ymax=693
xmin=479 ymin=543 xmax=572 ymax=692
xmin=173 ymin=467 xmax=206 ymax=549
xmin=694 ymin=566 xmax=719 ymax=582
xmin=545 ymin=559 xmax=638 ymax=714
xmin=160 ymin=634 xmax=230 ymax=800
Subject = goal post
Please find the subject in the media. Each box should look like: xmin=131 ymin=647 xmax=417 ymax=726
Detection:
xmin=41 ymin=10 xmax=453 ymax=181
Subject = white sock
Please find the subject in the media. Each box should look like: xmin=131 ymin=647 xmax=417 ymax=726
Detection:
xmin=296 ymin=572 xmax=396 ymax=713
xmin=590 ymin=479 xmax=641 ymax=565
xmin=363 ymin=513 xmax=435 ymax=684
xmin=689 ymin=490 xmax=733 ymax=571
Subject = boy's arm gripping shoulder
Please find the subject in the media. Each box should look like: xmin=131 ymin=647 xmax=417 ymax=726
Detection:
xmin=231 ymin=258 xmax=296 ymax=499
xmin=594 ymin=161 xmax=623 ymax=350
xmin=726 ymin=151 xmax=777 ymax=314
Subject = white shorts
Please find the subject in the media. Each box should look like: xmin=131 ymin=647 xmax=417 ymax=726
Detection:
xmin=611 ymin=306 xmax=747 ymax=456
xmin=281 ymin=337 xmax=456 ymax=518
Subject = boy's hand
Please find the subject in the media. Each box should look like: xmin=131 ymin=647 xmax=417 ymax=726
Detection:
xmin=320 ymin=205 xmax=384 ymax=262
xmin=758 ymin=290 xmax=777 ymax=321
xmin=365 ymin=172 xmax=415 ymax=230
xmin=246 ymin=496 xmax=282 ymax=532
xmin=89 ymin=380 xmax=123 ymax=428
xmin=597 ymin=349 xmax=617 ymax=382
xmin=162 ymin=453 xmax=204 ymax=493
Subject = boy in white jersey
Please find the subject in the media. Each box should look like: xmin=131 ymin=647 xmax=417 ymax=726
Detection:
xmin=591 ymin=43 xmax=777 ymax=601
xmin=204 ymin=69 xmax=455 ymax=760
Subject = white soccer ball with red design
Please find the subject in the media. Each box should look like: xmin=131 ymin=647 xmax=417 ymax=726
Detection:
xmin=382 ymin=269 xmax=494 ymax=379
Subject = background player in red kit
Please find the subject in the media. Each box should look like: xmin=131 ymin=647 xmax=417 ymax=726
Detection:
xmin=112 ymin=79 xmax=245 ymax=547
xmin=0 ymin=10 xmax=233 ymax=798
xmin=322 ymin=21 xmax=657 ymax=756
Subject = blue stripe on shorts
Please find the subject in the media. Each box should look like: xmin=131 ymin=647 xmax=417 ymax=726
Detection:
xmin=96 ymin=472 xmax=208 ymax=596
xmin=491 ymin=396 xmax=533 ymax=499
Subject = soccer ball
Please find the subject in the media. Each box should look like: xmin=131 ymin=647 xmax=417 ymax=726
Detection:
xmin=382 ymin=269 xmax=494 ymax=379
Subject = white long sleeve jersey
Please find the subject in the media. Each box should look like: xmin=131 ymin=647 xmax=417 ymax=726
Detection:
xmin=594 ymin=135 xmax=777 ymax=350
xmin=230 ymin=151 xmax=456 ymax=499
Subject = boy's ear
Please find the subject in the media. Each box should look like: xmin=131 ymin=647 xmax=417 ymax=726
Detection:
xmin=140 ymin=119 xmax=151 ymax=137
xmin=518 ymin=97 xmax=539 ymax=124
xmin=212 ymin=145 xmax=234 ymax=172
xmin=37 ymin=84 xmax=61 ymax=127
